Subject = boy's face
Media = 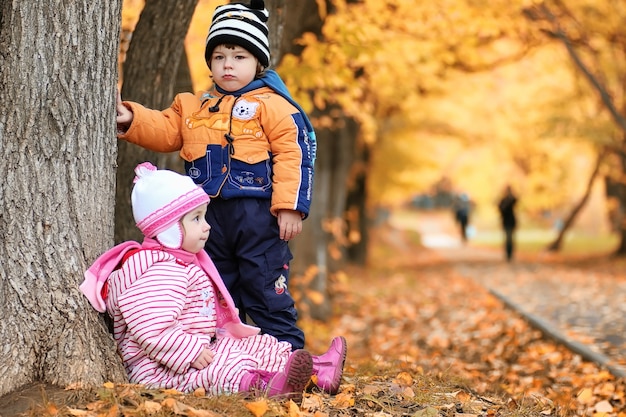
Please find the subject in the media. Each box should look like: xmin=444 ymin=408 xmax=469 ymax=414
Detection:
xmin=180 ymin=203 xmax=210 ymax=254
xmin=210 ymin=44 xmax=258 ymax=92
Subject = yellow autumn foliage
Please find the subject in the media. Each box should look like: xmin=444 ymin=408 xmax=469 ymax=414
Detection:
xmin=121 ymin=0 xmax=626 ymax=227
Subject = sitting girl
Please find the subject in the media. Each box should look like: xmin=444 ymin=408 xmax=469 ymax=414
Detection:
xmin=81 ymin=162 xmax=346 ymax=398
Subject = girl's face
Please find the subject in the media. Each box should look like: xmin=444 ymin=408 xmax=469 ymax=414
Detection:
xmin=209 ymin=44 xmax=258 ymax=92
xmin=180 ymin=203 xmax=210 ymax=254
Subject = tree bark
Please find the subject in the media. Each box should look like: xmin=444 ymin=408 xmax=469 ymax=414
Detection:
xmin=115 ymin=0 xmax=197 ymax=244
xmin=0 ymin=1 xmax=127 ymax=395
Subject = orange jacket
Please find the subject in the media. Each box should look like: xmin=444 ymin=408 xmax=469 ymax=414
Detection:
xmin=119 ymin=87 xmax=315 ymax=217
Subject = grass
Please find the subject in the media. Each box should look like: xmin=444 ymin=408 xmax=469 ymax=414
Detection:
xmin=470 ymin=227 xmax=619 ymax=256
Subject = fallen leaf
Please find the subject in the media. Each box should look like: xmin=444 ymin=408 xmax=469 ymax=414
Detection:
xmin=595 ymin=400 xmax=613 ymax=413
xmin=162 ymin=388 xmax=184 ymax=396
xmin=402 ymin=387 xmax=415 ymax=398
xmin=288 ymin=399 xmax=301 ymax=416
xmin=330 ymin=392 xmax=354 ymax=408
xmin=244 ymin=399 xmax=268 ymax=417
xmin=106 ymin=404 xmax=119 ymax=417
xmin=361 ymin=385 xmax=381 ymax=395
xmin=454 ymin=390 xmax=471 ymax=402
xmin=577 ymin=388 xmax=593 ymax=404
xmin=413 ymin=407 xmax=439 ymax=416
xmin=67 ymin=409 xmax=91 ymax=416
xmin=393 ymin=372 xmax=413 ymax=387
xmin=139 ymin=400 xmax=161 ymax=414
xmin=301 ymin=393 xmax=324 ymax=411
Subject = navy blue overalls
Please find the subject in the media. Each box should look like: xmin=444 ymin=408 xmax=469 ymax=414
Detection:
xmin=203 ymin=196 xmax=305 ymax=350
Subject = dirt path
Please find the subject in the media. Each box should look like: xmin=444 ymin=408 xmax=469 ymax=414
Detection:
xmin=390 ymin=209 xmax=626 ymax=377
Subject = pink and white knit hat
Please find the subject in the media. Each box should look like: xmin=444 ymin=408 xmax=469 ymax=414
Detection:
xmin=131 ymin=162 xmax=210 ymax=249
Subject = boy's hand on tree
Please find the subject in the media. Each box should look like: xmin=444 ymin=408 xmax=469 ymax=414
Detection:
xmin=116 ymin=88 xmax=133 ymax=132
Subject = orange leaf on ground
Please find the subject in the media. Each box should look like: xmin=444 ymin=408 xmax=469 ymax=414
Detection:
xmin=393 ymin=371 xmax=413 ymax=387
xmin=139 ymin=400 xmax=161 ymax=414
xmin=330 ymin=392 xmax=354 ymax=408
xmin=244 ymin=399 xmax=269 ymax=417
xmin=301 ymin=393 xmax=324 ymax=411
xmin=288 ymin=399 xmax=301 ymax=416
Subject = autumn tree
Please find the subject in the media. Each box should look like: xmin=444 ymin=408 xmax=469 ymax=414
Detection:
xmin=280 ymin=0 xmax=539 ymax=263
xmin=523 ymin=0 xmax=626 ymax=254
xmin=0 ymin=2 xmax=127 ymax=396
xmin=116 ymin=0 xmax=199 ymax=243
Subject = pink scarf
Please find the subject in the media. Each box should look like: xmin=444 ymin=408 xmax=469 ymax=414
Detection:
xmin=81 ymin=238 xmax=259 ymax=338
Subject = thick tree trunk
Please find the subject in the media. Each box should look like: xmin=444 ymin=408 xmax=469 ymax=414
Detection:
xmin=115 ymin=0 xmax=197 ymax=244
xmin=0 ymin=1 xmax=127 ymax=396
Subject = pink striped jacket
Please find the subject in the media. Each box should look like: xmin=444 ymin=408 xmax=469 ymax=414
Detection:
xmin=82 ymin=240 xmax=292 ymax=394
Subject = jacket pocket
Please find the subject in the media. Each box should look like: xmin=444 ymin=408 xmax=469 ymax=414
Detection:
xmin=227 ymin=149 xmax=272 ymax=192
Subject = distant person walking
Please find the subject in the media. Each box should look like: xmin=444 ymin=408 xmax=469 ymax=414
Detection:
xmin=453 ymin=193 xmax=471 ymax=243
xmin=498 ymin=185 xmax=518 ymax=261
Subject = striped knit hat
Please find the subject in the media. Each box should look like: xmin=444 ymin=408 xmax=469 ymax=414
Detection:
xmin=205 ymin=0 xmax=270 ymax=68
xmin=131 ymin=162 xmax=210 ymax=249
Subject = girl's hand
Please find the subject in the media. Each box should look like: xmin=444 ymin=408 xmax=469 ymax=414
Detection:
xmin=191 ymin=346 xmax=214 ymax=370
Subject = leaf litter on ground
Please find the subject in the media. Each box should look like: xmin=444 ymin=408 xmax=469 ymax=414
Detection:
xmin=3 ymin=223 xmax=626 ymax=416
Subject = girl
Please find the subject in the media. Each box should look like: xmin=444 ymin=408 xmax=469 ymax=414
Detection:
xmin=81 ymin=163 xmax=346 ymax=398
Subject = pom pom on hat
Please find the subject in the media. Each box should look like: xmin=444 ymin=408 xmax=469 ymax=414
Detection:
xmin=131 ymin=162 xmax=210 ymax=249
xmin=205 ymin=0 xmax=270 ymax=68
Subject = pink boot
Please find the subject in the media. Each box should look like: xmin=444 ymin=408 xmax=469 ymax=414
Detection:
xmin=239 ymin=369 xmax=274 ymax=395
xmin=239 ymin=349 xmax=313 ymax=400
xmin=312 ymin=336 xmax=347 ymax=395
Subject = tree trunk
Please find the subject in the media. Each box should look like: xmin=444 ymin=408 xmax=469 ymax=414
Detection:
xmin=115 ymin=0 xmax=198 ymax=244
xmin=546 ymin=151 xmax=604 ymax=252
xmin=291 ymin=115 xmax=358 ymax=319
xmin=346 ymin=145 xmax=370 ymax=265
xmin=272 ymin=0 xmax=360 ymax=320
xmin=613 ymin=150 xmax=626 ymax=256
xmin=0 ymin=1 xmax=127 ymax=396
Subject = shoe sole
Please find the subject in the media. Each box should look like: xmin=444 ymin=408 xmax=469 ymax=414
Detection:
xmin=285 ymin=349 xmax=313 ymax=400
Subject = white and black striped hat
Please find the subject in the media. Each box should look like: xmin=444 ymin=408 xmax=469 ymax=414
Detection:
xmin=205 ymin=0 xmax=270 ymax=68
